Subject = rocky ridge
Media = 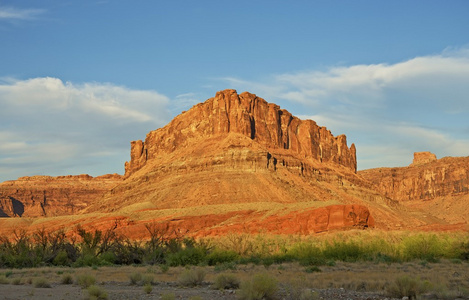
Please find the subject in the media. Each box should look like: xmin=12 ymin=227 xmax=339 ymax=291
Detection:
xmin=0 ymin=174 xmax=122 ymax=217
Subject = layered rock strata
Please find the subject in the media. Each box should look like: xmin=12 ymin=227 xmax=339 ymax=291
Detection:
xmin=125 ymin=89 xmax=357 ymax=177
xmin=359 ymin=153 xmax=469 ymax=201
xmin=0 ymin=174 xmax=122 ymax=217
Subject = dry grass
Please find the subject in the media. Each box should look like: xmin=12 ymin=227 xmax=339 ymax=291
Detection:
xmin=0 ymin=259 xmax=467 ymax=297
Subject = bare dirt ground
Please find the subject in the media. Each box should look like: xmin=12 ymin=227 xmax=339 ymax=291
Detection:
xmin=1 ymin=261 xmax=468 ymax=299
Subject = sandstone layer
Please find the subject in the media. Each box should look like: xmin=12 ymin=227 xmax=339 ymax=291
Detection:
xmin=125 ymin=89 xmax=357 ymax=177
xmin=0 ymin=174 xmax=122 ymax=217
xmin=359 ymin=152 xmax=469 ymax=201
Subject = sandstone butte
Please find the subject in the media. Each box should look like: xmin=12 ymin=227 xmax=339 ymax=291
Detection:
xmin=0 ymin=90 xmax=468 ymax=239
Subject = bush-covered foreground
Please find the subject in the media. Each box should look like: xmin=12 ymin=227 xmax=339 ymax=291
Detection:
xmin=0 ymin=225 xmax=468 ymax=269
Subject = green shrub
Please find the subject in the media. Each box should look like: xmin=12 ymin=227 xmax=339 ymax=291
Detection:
xmin=142 ymin=274 xmax=154 ymax=285
xmin=53 ymin=249 xmax=71 ymax=266
xmin=238 ymin=273 xmax=278 ymax=300
xmin=386 ymin=275 xmax=428 ymax=299
xmin=76 ymin=274 xmax=96 ymax=288
xmin=86 ymin=285 xmax=108 ymax=300
xmin=401 ymin=234 xmax=446 ymax=262
xmin=178 ymin=268 xmax=206 ymax=287
xmin=213 ymin=273 xmax=240 ymax=290
xmin=61 ymin=274 xmax=74 ymax=284
xmin=322 ymin=240 xmax=369 ymax=262
xmin=166 ymin=247 xmax=206 ymax=266
xmin=33 ymin=277 xmax=51 ymax=288
xmin=11 ymin=277 xmax=22 ymax=285
xmin=288 ymin=243 xmax=325 ymax=266
xmin=143 ymin=283 xmax=153 ymax=294
xmin=129 ymin=272 xmax=143 ymax=285
xmin=206 ymin=249 xmax=239 ymax=266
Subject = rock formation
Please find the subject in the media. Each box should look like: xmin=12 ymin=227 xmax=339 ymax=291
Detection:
xmin=0 ymin=174 xmax=122 ymax=217
xmin=359 ymin=152 xmax=469 ymax=201
xmin=125 ymin=89 xmax=357 ymax=177
xmin=411 ymin=151 xmax=437 ymax=166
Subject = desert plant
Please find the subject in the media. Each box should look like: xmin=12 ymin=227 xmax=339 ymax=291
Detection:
xmin=142 ymin=274 xmax=154 ymax=285
xmin=178 ymin=268 xmax=206 ymax=287
xmin=214 ymin=273 xmax=240 ymax=290
xmin=76 ymin=273 xmax=96 ymax=288
xmin=33 ymin=277 xmax=51 ymax=288
xmin=0 ymin=275 xmax=9 ymax=284
xmin=386 ymin=275 xmax=427 ymax=299
xmin=238 ymin=273 xmax=278 ymax=300
xmin=129 ymin=272 xmax=143 ymax=285
xmin=143 ymin=283 xmax=153 ymax=294
xmin=86 ymin=285 xmax=108 ymax=300
xmin=160 ymin=292 xmax=176 ymax=300
xmin=11 ymin=277 xmax=22 ymax=285
xmin=160 ymin=264 xmax=170 ymax=273
xmin=61 ymin=273 xmax=74 ymax=284
xmin=206 ymin=249 xmax=239 ymax=266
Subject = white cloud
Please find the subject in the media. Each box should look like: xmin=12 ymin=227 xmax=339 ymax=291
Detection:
xmin=220 ymin=47 xmax=469 ymax=169
xmin=0 ymin=77 xmax=170 ymax=181
xmin=0 ymin=6 xmax=45 ymax=21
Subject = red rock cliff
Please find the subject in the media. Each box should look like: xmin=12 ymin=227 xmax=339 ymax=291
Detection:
xmin=125 ymin=89 xmax=356 ymax=177
xmin=359 ymin=153 xmax=469 ymax=201
xmin=0 ymin=174 xmax=122 ymax=217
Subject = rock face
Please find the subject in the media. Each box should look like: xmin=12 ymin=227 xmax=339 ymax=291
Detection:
xmin=359 ymin=154 xmax=469 ymax=201
xmin=411 ymin=151 xmax=437 ymax=166
xmin=0 ymin=174 xmax=122 ymax=217
xmin=125 ymin=89 xmax=357 ymax=177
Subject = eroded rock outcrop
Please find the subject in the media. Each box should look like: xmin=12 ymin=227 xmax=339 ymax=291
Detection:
xmin=125 ymin=89 xmax=357 ymax=177
xmin=0 ymin=174 xmax=122 ymax=217
xmin=359 ymin=153 xmax=469 ymax=201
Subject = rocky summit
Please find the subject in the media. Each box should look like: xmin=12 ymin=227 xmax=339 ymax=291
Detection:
xmin=0 ymin=90 xmax=467 ymax=237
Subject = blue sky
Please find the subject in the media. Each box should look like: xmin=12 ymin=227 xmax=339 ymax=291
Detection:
xmin=1 ymin=1 xmax=469 ymax=182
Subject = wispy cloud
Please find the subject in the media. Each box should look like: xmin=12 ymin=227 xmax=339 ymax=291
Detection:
xmin=220 ymin=47 xmax=469 ymax=169
xmin=0 ymin=77 xmax=170 ymax=181
xmin=0 ymin=6 xmax=45 ymax=21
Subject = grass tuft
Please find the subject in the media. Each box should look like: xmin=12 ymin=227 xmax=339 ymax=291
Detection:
xmin=33 ymin=277 xmax=51 ymax=288
xmin=238 ymin=273 xmax=278 ymax=300
xmin=213 ymin=273 xmax=240 ymax=290
xmin=178 ymin=268 xmax=206 ymax=287
xmin=86 ymin=285 xmax=108 ymax=300
xmin=76 ymin=274 xmax=96 ymax=288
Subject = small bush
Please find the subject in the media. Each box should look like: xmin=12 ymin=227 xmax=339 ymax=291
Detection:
xmin=214 ymin=273 xmax=240 ymax=290
xmin=178 ymin=268 xmax=206 ymax=287
xmin=61 ymin=274 xmax=74 ymax=284
xmin=142 ymin=274 xmax=154 ymax=285
xmin=86 ymin=285 xmax=108 ymax=300
xmin=166 ymin=247 xmax=206 ymax=266
xmin=160 ymin=264 xmax=170 ymax=273
xmin=33 ymin=277 xmax=51 ymax=288
xmin=11 ymin=277 xmax=23 ymax=285
xmin=129 ymin=272 xmax=143 ymax=285
xmin=206 ymin=249 xmax=239 ymax=266
xmin=143 ymin=283 xmax=152 ymax=294
xmin=387 ymin=275 xmax=427 ymax=299
xmin=238 ymin=273 xmax=278 ymax=300
xmin=76 ymin=274 xmax=96 ymax=288
xmin=160 ymin=292 xmax=176 ymax=300
xmin=0 ymin=275 xmax=10 ymax=284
